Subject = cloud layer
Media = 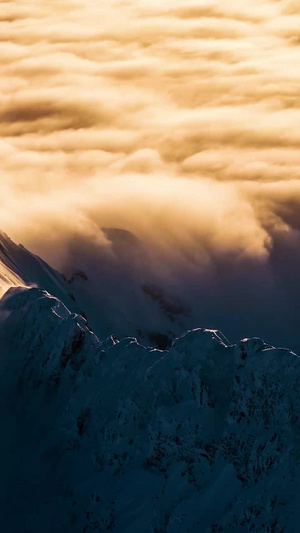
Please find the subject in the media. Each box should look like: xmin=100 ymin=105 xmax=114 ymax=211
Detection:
xmin=2 ymin=0 xmax=300 ymax=348
xmin=1 ymin=0 xmax=300 ymax=255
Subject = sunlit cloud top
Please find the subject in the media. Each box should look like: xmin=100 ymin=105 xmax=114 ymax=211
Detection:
xmin=1 ymin=0 xmax=300 ymax=268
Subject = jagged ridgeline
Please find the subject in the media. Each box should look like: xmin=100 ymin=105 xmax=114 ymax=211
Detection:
xmin=1 ymin=232 xmax=300 ymax=532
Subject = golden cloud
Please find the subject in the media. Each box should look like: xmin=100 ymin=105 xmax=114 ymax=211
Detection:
xmin=0 ymin=0 xmax=300 ymax=273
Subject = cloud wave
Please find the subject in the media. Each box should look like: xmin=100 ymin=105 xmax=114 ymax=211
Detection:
xmin=1 ymin=0 xmax=300 ymax=285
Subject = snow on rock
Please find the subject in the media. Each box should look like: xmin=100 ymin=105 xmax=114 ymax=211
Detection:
xmin=1 ymin=285 xmax=300 ymax=532
xmin=0 ymin=230 xmax=81 ymax=312
xmin=0 ymin=231 xmax=190 ymax=349
xmin=0 ymin=260 xmax=25 ymax=298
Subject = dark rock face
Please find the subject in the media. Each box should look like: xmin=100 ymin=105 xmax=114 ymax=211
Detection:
xmin=147 ymin=331 xmax=172 ymax=350
xmin=142 ymin=283 xmax=190 ymax=322
xmin=1 ymin=287 xmax=300 ymax=532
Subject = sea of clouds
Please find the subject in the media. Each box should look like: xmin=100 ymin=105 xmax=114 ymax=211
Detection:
xmin=1 ymin=0 xmax=300 ymax=349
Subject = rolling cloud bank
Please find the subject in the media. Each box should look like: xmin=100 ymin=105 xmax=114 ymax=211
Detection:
xmin=1 ymin=0 xmax=300 ymax=349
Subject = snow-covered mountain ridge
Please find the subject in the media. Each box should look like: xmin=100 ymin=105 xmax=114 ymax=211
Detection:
xmin=0 ymin=231 xmax=80 ymax=311
xmin=0 ymin=231 xmax=189 ymax=348
xmin=1 ymin=276 xmax=300 ymax=532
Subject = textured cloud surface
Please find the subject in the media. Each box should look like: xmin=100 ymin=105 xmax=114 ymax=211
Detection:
xmin=0 ymin=0 xmax=299 ymax=251
xmin=1 ymin=1 xmax=300 ymax=346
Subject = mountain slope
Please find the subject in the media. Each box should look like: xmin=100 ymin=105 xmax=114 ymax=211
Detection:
xmin=0 ymin=231 xmax=80 ymax=310
xmin=0 ymin=230 xmax=190 ymax=347
xmin=1 ymin=282 xmax=300 ymax=532
xmin=61 ymin=227 xmax=192 ymax=347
